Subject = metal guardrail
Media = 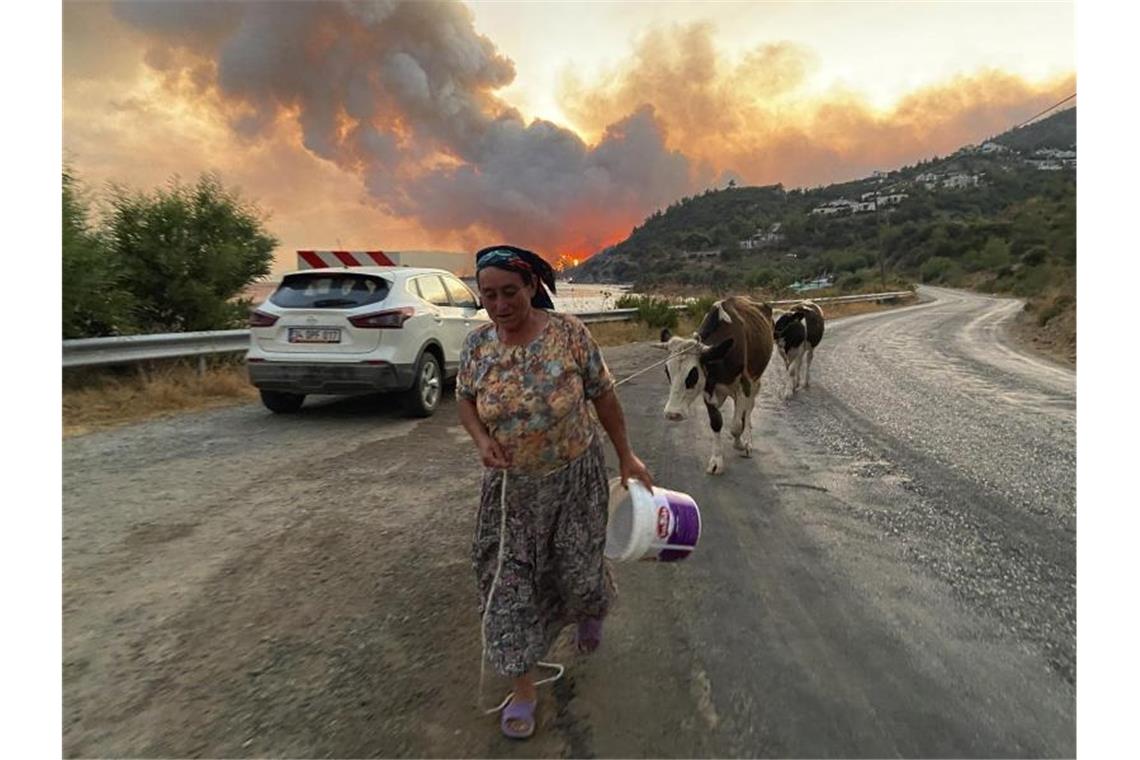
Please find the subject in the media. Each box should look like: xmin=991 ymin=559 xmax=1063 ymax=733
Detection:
xmin=62 ymin=291 xmax=915 ymax=368
xmin=573 ymin=308 xmax=641 ymax=324
xmin=771 ymin=291 xmax=914 ymax=306
xmin=63 ymin=330 xmax=251 ymax=369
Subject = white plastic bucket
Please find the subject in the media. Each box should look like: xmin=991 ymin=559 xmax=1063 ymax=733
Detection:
xmin=604 ymin=478 xmax=702 ymax=562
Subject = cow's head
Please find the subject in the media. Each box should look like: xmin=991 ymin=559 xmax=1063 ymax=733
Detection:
xmin=653 ymin=329 xmax=734 ymax=421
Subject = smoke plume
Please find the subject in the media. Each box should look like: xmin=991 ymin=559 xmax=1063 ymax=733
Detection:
xmin=112 ymin=2 xmax=1073 ymax=258
xmin=114 ymin=0 xmax=705 ymax=257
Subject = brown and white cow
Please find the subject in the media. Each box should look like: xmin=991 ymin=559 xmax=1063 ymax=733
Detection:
xmin=654 ymin=296 xmax=774 ymax=474
xmin=773 ymin=300 xmax=824 ymax=399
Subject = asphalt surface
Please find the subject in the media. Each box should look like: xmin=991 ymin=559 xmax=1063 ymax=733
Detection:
xmin=63 ymin=287 xmax=1075 ymax=758
xmin=589 ymin=286 xmax=1074 ymax=757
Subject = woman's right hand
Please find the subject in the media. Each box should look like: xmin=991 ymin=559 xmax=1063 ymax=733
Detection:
xmin=478 ymin=436 xmax=511 ymax=469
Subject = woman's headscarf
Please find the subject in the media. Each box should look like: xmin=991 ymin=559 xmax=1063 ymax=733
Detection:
xmin=475 ymin=245 xmax=557 ymax=310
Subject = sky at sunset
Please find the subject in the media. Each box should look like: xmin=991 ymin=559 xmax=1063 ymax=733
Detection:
xmin=62 ymin=1 xmax=1075 ymax=274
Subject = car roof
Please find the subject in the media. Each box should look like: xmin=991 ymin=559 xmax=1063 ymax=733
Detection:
xmin=282 ymin=266 xmax=456 ymax=279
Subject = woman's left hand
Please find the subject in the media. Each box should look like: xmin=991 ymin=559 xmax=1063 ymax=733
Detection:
xmin=620 ymin=453 xmax=654 ymax=491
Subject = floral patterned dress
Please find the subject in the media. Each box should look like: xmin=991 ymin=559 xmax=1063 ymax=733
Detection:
xmin=457 ymin=311 xmax=616 ymax=677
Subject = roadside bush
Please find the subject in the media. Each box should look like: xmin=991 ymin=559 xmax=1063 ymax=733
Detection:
xmin=1020 ymin=245 xmax=1049 ymax=267
xmin=686 ymin=295 xmax=718 ymax=320
xmin=1012 ymin=264 xmax=1053 ymax=297
xmin=108 ymin=173 xmax=278 ymax=333
xmin=1036 ymin=293 xmax=1074 ymax=326
xmin=63 ymin=168 xmax=278 ymax=337
xmin=63 ymin=168 xmax=136 ymax=338
xmin=838 ymin=271 xmax=865 ymax=290
xmin=616 ymin=295 xmax=679 ymax=330
xmin=920 ymin=256 xmax=958 ymax=283
xmin=745 ymin=268 xmax=774 ymax=288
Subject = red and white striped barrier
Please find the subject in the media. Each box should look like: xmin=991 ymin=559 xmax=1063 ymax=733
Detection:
xmin=296 ymin=250 xmax=394 ymax=269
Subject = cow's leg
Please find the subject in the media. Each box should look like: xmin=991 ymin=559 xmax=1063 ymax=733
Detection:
xmin=732 ymin=386 xmax=756 ymax=457
xmin=803 ymin=344 xmax=814 ymax=389
xmin=778 ymin=349 xmax=794 ymax=399
xmin=730 ymin=389 xmax=745 ymax=447
xmin=784 ymin=349 xmax=800 ymax=399
xmin=705 ymin=399 xmax=726 ymax=475
xmin=743 ymin=383 xmax=759 ymax=455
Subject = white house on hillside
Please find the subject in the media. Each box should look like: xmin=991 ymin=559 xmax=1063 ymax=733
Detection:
xmin=915 ymin=171 xmax=941 ymax=189
xmin=811 ymin=199 xmax=857 ymax=215
xmin=739 ymin=223 xmax=785 ymax=249
xmin=1034 ymin=148 xmax=1077 ymax=160
xmin=943 ymin=173 xmax=981 ymax=189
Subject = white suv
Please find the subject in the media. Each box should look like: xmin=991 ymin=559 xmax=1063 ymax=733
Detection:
xmin=246 ymin=266 xmax=489 ymax=416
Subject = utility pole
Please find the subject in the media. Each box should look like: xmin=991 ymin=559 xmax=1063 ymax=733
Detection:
xmin=876 ymin=200 xmax=887 ymax=291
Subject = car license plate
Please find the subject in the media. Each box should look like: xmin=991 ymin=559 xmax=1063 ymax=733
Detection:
xmin=288 ymin=327 xmax=342 ymax=344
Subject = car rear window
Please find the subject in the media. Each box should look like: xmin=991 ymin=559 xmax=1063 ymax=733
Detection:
xmin=270 ymin=274 xmax=391 ymax=309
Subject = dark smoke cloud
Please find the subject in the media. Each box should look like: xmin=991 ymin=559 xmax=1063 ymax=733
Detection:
xmin=113 ymin=0 xmax=705 ymax=255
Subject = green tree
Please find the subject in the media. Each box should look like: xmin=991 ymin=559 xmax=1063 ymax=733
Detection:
xmin=745 ymin=268 xmax=774 ymax=288
xmin=920 ymin=256 xmax=958 ymax=283
xmin=963 ymin=237 xmax=1012 ymax=272
xmin=1020 ymin=245 xmax=1049 ymax=267
xmin=62 ymin=168 xmax=136 ymax=338
xmin=720 ymin=243 xmax=742 ymax=262
xmin=108 ymin=174 xmax=278 ymax=332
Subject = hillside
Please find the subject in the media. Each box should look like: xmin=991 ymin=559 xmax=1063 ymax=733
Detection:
xmin=571 ymin=107 xmax=1075 ymax=288
xmin=993 ymin=106 xmax=1075 ymax=152
xmin=568 ymin=107 xmax=1076 ymax=363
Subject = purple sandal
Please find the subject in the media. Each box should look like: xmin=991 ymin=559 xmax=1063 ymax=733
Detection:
xmin=500 ymin=696 xmax=536 ymax=739
xmin=576 ymin=617 xmax=603 ymax=654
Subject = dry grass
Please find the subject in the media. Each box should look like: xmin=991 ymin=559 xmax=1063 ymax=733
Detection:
xmin=63 ymin=360 xmax=258 ymax=438
xmin=1011 ymin=289 xmax=1076 ymax=367
xmin=587 ymin=316 xmax=702 ymax=347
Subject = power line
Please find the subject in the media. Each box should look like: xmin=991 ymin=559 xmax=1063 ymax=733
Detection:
xmin=1011 ymin=93 xmax=1076 ymax=132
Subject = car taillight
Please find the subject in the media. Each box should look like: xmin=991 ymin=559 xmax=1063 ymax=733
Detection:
xmin=249 ymin=310 xmax=279 ymax=327
xmin=349 ymin=307 xmax=415 ymax=329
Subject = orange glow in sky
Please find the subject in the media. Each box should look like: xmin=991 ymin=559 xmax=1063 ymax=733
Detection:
xmin=63 ymin=1 xmax=1074 ymax=274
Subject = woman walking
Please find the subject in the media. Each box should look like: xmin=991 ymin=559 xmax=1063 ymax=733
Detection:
xmin=456 ymin=244 xmax=653 ymax=739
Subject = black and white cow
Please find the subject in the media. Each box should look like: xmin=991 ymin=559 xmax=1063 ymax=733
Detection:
xmin=772 ymin=300 xmax=825 ymax=398
xmin=654 ymin=296 xmax=774 ymax=474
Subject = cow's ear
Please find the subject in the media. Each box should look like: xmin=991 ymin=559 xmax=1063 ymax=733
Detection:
xmin=650 ymin=342 xmax=669 ymax=351
xmin=660 ymin=328 xmax=672 ymax=342
xmin=701 ymin=338 xmax=734 ymax=363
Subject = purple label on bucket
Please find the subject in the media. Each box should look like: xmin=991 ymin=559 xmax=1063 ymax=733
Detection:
xmin=654 ymin=490 xmax=701 ymax=562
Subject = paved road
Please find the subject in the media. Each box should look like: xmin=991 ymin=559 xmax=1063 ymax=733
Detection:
xmin=590 ymin=286 xmax=1074 ymax=757
xmin=63 ymin=287 xmax=1075 ymax=757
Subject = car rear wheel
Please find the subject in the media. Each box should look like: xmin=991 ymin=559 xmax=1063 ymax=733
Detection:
xmin=260 ymin=390 xmax=305 ymax=414
xmin=404 ymin=351 xmax=442 ymax=417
